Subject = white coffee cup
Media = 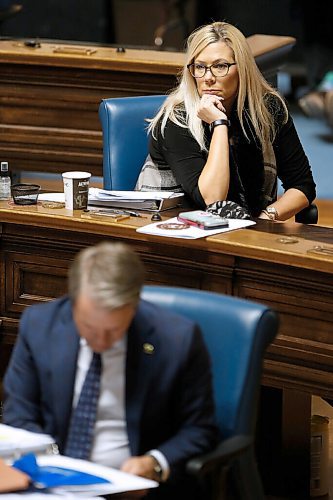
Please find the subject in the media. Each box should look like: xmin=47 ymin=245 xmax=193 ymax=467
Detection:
xmin=62 ymin=171 xmax=91 ymax=210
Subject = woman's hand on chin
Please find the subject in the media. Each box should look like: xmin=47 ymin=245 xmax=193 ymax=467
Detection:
xmin=197 ymin=94 xmax=227 ymax=123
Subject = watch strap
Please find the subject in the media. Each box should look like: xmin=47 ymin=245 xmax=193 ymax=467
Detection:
xmin=263 ymin=206 xmax=279 ymax=221
xmin=209 ymin=119 xmax=231 ymax=132
xmin=145 ymin=453 xmax=163 ymax=481
xmin=152 ymin=460 xmax=163 ymax=481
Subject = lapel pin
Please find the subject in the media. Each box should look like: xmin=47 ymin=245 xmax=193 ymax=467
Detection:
xmin=143 ymin=343 xmax=154 ymax=354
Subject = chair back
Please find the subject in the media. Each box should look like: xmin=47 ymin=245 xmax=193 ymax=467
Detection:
xmin=141 ymin=286 xmax=278 ymax=440
xmin=295 ymin=203 xmax=318 ymax=224
xmin=99 ymin=95 xmax=165 ymax=190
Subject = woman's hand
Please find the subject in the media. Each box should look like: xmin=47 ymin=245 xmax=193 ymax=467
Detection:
xmin=197 ymin=94 xmax=227 ymax=124
xmin=196 ymin=94 xmax=231 ymax=204
xmin=259 ymin=189 xmax=310 ymax=222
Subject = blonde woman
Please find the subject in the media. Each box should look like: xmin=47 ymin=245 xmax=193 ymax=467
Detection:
xmin=147 ymin=22 xmax=316 ymax=221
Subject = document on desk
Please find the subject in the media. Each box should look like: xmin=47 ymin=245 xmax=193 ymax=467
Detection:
xmin=137 ymin=216 xmax=256 ymax=239
xmin=0 ymin=494 xmax=102 ymax=499
xmin=35 ymin=454 xmax=158 ymax=496
xmin=88 ymin=188 xmax=184 ymax=211
xmin=38 ymin=192 xmax=65 ymax=202
xmin=39 ymin=189 xmax=184 ymax=212
xmin=1 ymin=454 xmax=157 ymax=497
xmin=0 ymin=424 xmax=55 ymax=458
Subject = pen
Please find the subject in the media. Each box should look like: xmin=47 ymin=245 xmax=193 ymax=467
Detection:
xmin=122 ymin=210 xmax=145 ymax=217
xmin=85 ymin=208 xmax=146 ymax=218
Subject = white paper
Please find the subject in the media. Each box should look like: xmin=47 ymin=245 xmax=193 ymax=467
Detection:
xmin=38 ymin=193 xmax=65 ymax=202
xmin=0 ymin=424 xmax=55 ymax=458
xmin=136 ymin=216 xmax=256 ymax=239
xmin=0 ymin=494 xmax=102 ymax=499
xmin=0 ymin=454 xmax=157 ymax=498
xmin=89 ymin=187 xmax=182 ymax=201
xmin=35 ymin=454 xmax=158 ymax=496
xmin=38 ymin=190 xmax=184 ymax=212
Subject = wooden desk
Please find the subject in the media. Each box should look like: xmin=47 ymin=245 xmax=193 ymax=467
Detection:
xmin=0 ymin=35 xmax=295 ymax=177
xmin=1 ymin=202 xmax=333 ymax=388
xmin=2 ymin=201 xmax=329 ymax=496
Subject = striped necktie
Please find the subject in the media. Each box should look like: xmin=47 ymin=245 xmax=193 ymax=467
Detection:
xmin=64 ymin=352 xmax=102 ymax=459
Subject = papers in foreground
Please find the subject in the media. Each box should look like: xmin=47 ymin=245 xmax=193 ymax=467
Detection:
xmin=36 ymin=454 xmax=158 ymax=497
xmin=1 ymin=455 xmax=157 ymax=497
xmin=0 ymin=494 xmax=101 ymax=499
xmin=0 ymin=424 xmax=54 ymax=458
xmin=0 ymin=425 xmax=158 ymax=497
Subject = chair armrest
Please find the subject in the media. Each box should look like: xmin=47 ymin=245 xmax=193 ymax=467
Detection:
xmin=186 ymin=435 xmax=253 ymax=476
xmin=295 ymin=203 xmax=318 ymax=224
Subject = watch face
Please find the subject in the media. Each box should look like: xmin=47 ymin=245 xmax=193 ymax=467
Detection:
xmin=153 ymin=464 xmax=163 ymax=481
xmin=267 ymin=207 xmax=278 ymax=220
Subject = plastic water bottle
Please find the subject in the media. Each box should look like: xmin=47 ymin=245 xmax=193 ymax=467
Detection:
xmin=0 ymin=161 xmax=11 ymax=200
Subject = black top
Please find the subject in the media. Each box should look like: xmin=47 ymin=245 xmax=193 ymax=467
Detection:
xmin=149 ymin=103 xmax=316 ymax=216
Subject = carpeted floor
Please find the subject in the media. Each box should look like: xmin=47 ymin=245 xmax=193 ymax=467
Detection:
xmin=290 ymin=103 xmax=333 ymax=201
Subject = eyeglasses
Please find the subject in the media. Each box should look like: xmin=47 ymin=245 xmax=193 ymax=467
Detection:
xmin=187 ymin=62 xmax=236 ymax=78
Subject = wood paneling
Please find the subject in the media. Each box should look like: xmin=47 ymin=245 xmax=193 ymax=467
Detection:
xmin=1 ymin=201 xmax=332 ymax=496
xmin=1 ymin=202 xmax=333 ymax=392
xmin=0 ymin=35 xmax=295 ymax=177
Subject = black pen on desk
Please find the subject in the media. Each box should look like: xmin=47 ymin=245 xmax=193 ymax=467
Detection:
xmin=122 ymin=209 xmax=146 ymax=218
xmin=102 ymin=208 xmax=146 ymax=218
xmin=86 ymin=208 xmax=146 ymax=218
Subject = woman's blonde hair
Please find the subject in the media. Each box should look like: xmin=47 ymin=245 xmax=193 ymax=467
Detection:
xmin=148 ymin=21 xmax=288 ymax=152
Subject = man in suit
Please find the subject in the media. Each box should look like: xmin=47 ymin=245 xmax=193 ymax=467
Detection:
xmin=3 ymin=242 xmax=217 ymax=499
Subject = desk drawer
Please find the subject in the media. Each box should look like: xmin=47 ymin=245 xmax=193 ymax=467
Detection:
xmin=3 ymin=251 xmax=69 ymax=315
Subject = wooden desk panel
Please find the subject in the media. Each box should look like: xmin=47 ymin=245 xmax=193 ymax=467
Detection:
xmin=1 ymin=202 xmax=331 ymax=497
xmin=207 ymin=225 xmax=333 ymax=397
xmin=0 ymin=35 xmax=295 ymax=177
xmin=1 ymin=203 xmax=333 ymax=396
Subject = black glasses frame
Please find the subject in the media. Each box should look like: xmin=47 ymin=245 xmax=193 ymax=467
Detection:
xmin=187 ymin=62 xmax=237 ymax=78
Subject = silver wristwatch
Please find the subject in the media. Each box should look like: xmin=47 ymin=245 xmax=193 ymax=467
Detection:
xmin=146 ymin=453 xmax=163 ymax=481
xmin=264 ymin=206 xmax=279 ymax=221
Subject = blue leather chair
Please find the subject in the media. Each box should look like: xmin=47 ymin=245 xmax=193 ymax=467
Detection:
xmin=141 ymin=285 xmax=279 ymax=499
xmin=99 ymin=95 xmax=165 ymax=191
xmin=99 ymin=95 xmax=318 ymax=224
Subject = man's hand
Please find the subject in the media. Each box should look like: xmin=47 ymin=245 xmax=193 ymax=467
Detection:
xmin=121 ymin=455 xmax=157 ymax=480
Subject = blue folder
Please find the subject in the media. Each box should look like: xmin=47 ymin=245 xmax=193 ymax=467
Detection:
xmin=13 ymin=453 xmax=110 ymax=488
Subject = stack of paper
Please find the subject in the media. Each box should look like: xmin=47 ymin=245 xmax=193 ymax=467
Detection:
xmin=39 ymin=189 xmax=184 ymax=212
xmin=0 ymin=494 xmax=103 ymax=499
xmin=88 ymin=188 xmax=184 ymax=211
xmin=0 ymin=424 xmax=55 ymax=459
xmin=0 ymin=424 xmax=158 ymax=497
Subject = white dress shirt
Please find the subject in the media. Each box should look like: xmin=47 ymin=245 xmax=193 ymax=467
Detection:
xmin=72 ymin=338 xmax=169 ymax=479
xmin=73 ymin=337 xmax=130 ymax=468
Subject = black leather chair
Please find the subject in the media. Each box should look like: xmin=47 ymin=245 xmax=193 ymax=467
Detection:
xmin=295 ymin=203 xmax=318 ymax=224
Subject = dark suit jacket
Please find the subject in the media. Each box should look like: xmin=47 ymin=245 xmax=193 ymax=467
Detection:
xmin=3 ymin=296 xmax=217 ymax=483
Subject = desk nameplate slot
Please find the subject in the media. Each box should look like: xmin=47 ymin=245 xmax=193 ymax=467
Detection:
xmin=53 ymin=46 xmax=97 ymax=56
